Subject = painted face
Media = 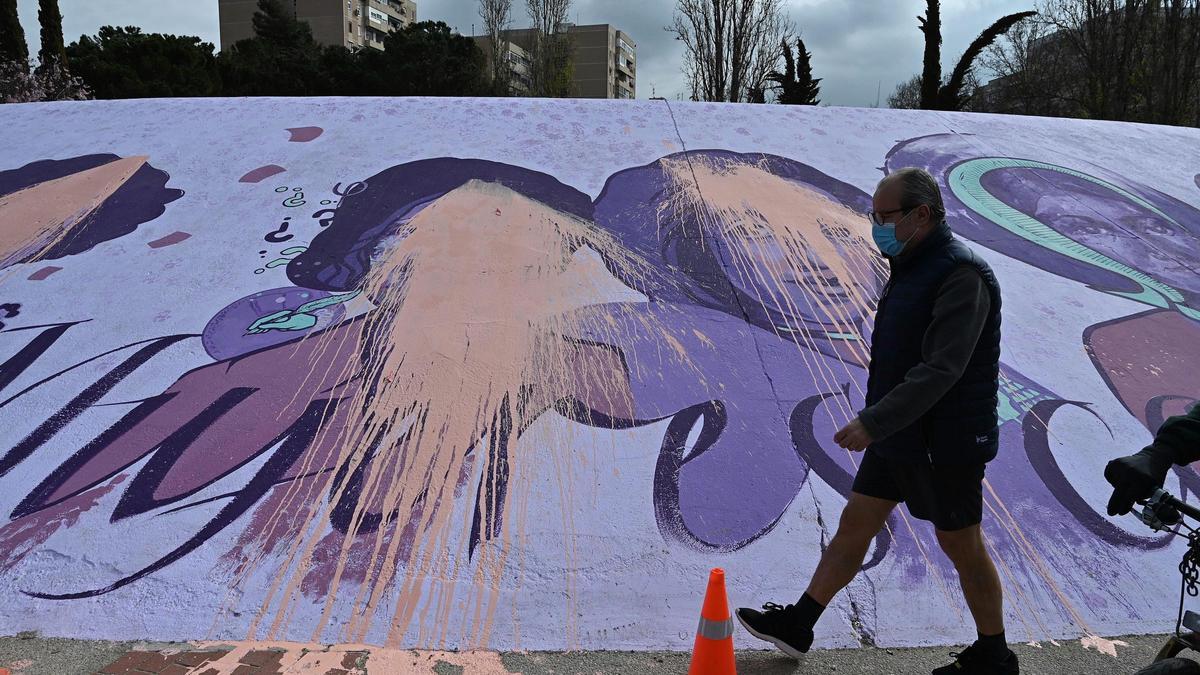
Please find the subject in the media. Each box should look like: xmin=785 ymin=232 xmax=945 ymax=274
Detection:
xmin=1034 ymin=192 xmax=1200 ymax=296
xmin=713 ymin=210 xmax=874 ymax=330
xmin=668 ymin=159 xmax=881 ymax=336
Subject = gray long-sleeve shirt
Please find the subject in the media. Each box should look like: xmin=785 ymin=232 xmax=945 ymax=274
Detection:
xmin=858 ymin=265 xmax=992 ymax=442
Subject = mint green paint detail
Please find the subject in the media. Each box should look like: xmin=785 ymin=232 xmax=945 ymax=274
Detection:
xmin=997 ymin=372 xmax=1049 ymax=423
xmin=245 ymin=289 xmax=362 ymax=335
xmin=948 ymin=158 xmax=1189 ymax=312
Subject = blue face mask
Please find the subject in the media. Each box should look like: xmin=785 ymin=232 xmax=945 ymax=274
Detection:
xmin=871 ymin=209 xmax=917 ymax=257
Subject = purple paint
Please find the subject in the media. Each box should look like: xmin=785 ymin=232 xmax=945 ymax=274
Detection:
xmin=286 ymin=127 xmax=324 ymax=143
xmin=0 ymin=105 xmax=1195 ymax=649
xmin=147 ymin=231 xmax=191 ymax=249
xmin=27 ymin=266 xmax=62 ymax=280
xmin=239 ymin=165 xmax=287 ymax=184
xmin=201 ymin=287 xmax=343 ymax=360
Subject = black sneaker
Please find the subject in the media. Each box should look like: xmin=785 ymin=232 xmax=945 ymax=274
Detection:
xmin=735 ymin=602 xmax=814 ymax=659
xmin=931 ymin=643 xmax=1019 ymax=674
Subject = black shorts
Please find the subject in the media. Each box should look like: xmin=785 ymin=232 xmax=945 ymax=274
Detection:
xmin=850 ymin=450 xmax=985 ymax=531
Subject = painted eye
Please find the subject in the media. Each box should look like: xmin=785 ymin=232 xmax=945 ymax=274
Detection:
xmin=1144 ymin=221 xmax=1176 ymax=236
xmin=1058 ymin=216 xmax=1111 ymax=236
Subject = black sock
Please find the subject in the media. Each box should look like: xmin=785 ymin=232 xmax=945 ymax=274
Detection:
xmin=794 ymin=593 xmax=826 ymax=629
xmin=975 ymin=631 xmax=1008 ymax=659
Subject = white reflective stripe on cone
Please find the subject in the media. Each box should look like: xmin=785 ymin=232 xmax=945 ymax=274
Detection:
xmin=697 ymin=616 xmax=735 ymax=641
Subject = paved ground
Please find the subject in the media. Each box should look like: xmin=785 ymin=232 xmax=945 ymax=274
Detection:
xmin=0 ymin=632 xmax=1188 ymax=674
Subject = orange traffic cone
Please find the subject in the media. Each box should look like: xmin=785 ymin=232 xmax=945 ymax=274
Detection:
xmin=688 ymin=568 xmax=737 ymax=675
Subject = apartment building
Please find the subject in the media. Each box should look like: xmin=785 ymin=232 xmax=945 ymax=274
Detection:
xmin=218 ymin=0 xmax=417 ymax=52
xmin=569 ymin=24 xmax=636 ymax=99
xmin=475 ymin=23 xmax=636 ymax=99
xmin=472 ymin=37 xmax=535 ymax=95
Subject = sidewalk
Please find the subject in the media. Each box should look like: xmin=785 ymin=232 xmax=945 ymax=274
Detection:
xmin=0 ymin=632 xmax=1181 ymax=674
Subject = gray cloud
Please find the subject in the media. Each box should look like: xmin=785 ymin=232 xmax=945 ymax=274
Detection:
xmin=15 ymin=0 xmax=1036 ymax=106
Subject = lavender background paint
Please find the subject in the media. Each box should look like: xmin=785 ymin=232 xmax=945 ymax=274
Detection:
xmin=0 ymin=98 xmax=1195 ymax=650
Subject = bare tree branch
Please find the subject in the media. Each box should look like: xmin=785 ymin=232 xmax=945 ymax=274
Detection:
xmin=669 ymin=0 xmax=792 ymax=102
xmin=980 ymin=0 xmax=1199 ymax=126
xmin=525 ymin=0 xmax=572 ymax=96
xmin=479 ymin=0 xmax=514 ymax=94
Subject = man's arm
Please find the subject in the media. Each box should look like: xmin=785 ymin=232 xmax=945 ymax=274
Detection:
xmin=1105 ymin=404 xmax=1200 ymax=515
xmin=857 ymin=266 xmax=991 ymax=443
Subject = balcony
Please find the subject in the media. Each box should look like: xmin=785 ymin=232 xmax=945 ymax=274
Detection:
xmin=370 ymin=0 xmax=408 ymax=18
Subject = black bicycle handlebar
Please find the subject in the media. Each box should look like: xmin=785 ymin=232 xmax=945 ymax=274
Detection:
xmin=1139 ymin=488 xmax=1200 ymax=530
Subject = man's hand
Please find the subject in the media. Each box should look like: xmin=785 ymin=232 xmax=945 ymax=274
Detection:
xmin=834 ymin=417 xmax=873 ymax=452
xmin=1104 ymin=447 xmax=1174 ymax=516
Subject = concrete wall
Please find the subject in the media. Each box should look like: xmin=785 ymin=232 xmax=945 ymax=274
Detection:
xmin=0 ymin=98 xmax=1197 ymax=652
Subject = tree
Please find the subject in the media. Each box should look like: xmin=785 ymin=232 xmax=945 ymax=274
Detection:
xmin=669 ymin=0 xmax=794 ymax=102
xmin=37 ymin=0 xmax=67 ymax=70
xmin=218 ymin=0 xmax=323 ymax=96
xmin=978 ymin=13 xmax=1069 ymax=116
xmin=917 ymin=0 xmax=1036 ymax=110
xmin=982 ymin=1 xmax=1200 ymax=126
xmin=768 ymin=37 xmax=819 ymax=104
xmin=525 ymin=0 xmax=573 ymax=96
xmin=1 ymin=59 xmax=90 ymax=103
xmin=67 ymin=27 xmax=221 ymax=99
xmin=372 ymin=21 xmax=490 ymax=96
xmin=479 ymin=0 xmax=514 ymax=94
xmin=0 ymin=0 xmax=28 ymax=66
xmin=316 ymin=22 xmax=488 ymax=97
xmin=939 ymin=10 xmax=1037 ymax=110
xmin=1138 ymin=0 xmax=1200 ymax=126
xmin=890 ymin=71 xmax=983 ymax=110
xmin=888 ymin=73 xmax=923 ymax=109
xmin=918 ymin=0 xmax=942 ymax=109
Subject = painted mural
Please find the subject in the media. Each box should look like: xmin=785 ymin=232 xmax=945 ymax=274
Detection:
xmin=0 ymin=99 xmax=1196 ymax=652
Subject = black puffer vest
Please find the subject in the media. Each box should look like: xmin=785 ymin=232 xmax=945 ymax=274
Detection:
xmin=866 ymin=223 xmax=1002 ymax=464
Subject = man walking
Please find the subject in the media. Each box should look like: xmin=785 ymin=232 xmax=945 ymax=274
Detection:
xmin=737 ymin=168 xmax=1016 ymax=674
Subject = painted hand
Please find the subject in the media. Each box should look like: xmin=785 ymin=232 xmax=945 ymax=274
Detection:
xmin=834 ymin=417 xmax=873 ymax=452
xmin=244 ymin=290 xmax=362 ymax=335
xmin=246 ymin=309 xmax=318 ymax=334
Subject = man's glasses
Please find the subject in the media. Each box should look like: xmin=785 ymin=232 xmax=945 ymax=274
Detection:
xmin=868 ymin=207 xmax=913 ymax=227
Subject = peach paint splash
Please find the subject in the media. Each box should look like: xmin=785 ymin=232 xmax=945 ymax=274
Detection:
xmin=0 ymin=156 xmax=146 ymax=272
xmin=1080 ymin=634 xmax=1129 ymax=658
xmin=659 ymin=155 xmax=1130 ymax=647
xmin=233 ymin=180 xmax=683 ymax=649
xmin=658 ymin=154 xmax=967 ymax=616
xmin=659 ymin=156 xmax=884 ymax=408
xmin=164 ymin=641 xmax=513 ymax=674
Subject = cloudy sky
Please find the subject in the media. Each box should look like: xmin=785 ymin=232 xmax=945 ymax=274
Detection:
xmin=15 ymin=0 xmax=1035 ymax=106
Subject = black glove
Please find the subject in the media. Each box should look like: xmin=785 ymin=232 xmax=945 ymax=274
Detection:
xmin=1104 ymin=446 xmax=1174 ymax=516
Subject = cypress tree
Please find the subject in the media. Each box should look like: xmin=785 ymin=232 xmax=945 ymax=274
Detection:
xmin=0 ymin=0 xmax=29 ymax=66
xmin=38 ymin=0 xmax=68 ymax=68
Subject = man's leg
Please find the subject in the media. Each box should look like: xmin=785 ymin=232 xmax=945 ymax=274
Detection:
xmin=929 ymin=464 xmax=1018 ymax=674
xmin=935 ymin=525 xmax=1004 ymax=636
xmin=805 ymin=492 xmax=897 ymax=605
xmin=736 ymin=490 xmax=896 ymax=658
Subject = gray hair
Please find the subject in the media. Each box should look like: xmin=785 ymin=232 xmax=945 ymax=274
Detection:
xmin=883 ymin=167 xmax=946 ymax=223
